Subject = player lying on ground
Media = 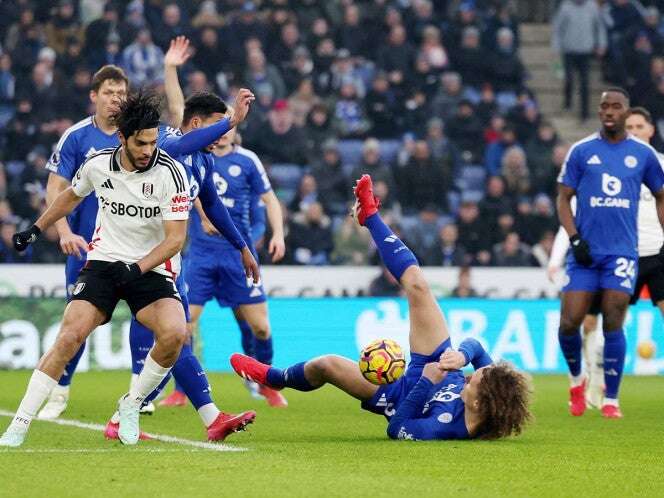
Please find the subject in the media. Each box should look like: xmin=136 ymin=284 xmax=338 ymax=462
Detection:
xmin=231 ymin=175 xmax=532 ymax=440
xmin=0 ymin=92 xmax=191 ymax=447
xmin=557 ymin=89 xmax=664 ymax=419
xmin=104 ymin=93 xmax=259 ymax=442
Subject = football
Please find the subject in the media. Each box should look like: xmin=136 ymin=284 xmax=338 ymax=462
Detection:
xmin=358 ymin=339 xmax=406 ymax=385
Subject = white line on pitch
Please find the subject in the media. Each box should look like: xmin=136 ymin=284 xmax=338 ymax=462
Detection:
xmin=0 ymin=409 xmax=246 ymax=452
xmin=1 ymin=448 xmax=210 ymax=453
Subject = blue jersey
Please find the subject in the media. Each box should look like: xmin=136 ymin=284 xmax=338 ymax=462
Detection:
xmin=559 ymin=133 xmax=664 ymax=258
xmin=45 ymin=116 xmax=120 ymax=242
xmin=189 ymin=145 xmax=271 ymax=250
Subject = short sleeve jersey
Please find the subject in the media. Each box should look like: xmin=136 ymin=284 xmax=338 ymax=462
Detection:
xmin=45 ymin=116 xmax=120 ymax=242
xmin=558 ymin=133 xmax=664 ymax=258
xmin=71 ymin=147 xmax=190 ymax=277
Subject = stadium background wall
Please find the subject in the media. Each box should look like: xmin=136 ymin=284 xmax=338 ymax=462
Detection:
xmin=1 ymin=297 xmax=662 ymax=375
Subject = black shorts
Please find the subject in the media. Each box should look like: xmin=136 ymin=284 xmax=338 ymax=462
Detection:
xmin=630 ymin=255 xmax=664 ymax=306
xmin=70 ymin=261 xmax=181 ymax=323
xmin=587 ymin=292 xmax=602 ymax=316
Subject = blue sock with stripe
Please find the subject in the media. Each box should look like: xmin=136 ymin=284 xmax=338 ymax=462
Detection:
xmin=59 ymin=343 xmax=85 ymax=386
xmin=266 ymin=362 xmax=317 ymax=391
xmin=559 ymin=330 xmax=582 ymax=377
xmin=603 ymin=330 xmax=626 ymax=400
xmin=365 ymin=213 xmax=418 ymax=280
xmin=237 ymin=319 xmax=256 ymax=358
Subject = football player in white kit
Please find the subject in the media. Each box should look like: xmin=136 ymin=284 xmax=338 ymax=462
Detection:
xmin=0 ymin=92 xmax=191 ymax=447
xmin=548 ymin=106 xmax=664 ymax=407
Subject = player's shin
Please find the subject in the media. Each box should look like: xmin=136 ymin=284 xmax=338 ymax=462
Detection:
xmin=127 ymin=352 xmax=172 ymax=406
xmin=559 ymin=329 xmax=584 ymax=385
xmin=365 ymin=213 xmax=418 ymax=281
xmin=0 ymin=370 xmax=57 ymax=446
xmin=237 ymin=319 xmax=256 ymax=357
xmin=603 ymin=330 xmax=626 ymax=403
xmin=266 ymin=362 xmax=317 ymax=391
xmin=170 ymin=344 xmax=219 ymax=426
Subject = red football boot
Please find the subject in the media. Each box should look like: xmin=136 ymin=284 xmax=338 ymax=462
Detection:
xmin=569 ymin=380 xmax=587 ymax=417
xmin=601 ymin=404 xmax=623 ymax=419
xmin=104 ymin=421 xmax=152 ymax=441
xmin=158 ymin=390 xmax=187 ymax=407
xmin=206 ymin=411 xmax=256 ymax=441
xmin=258 ymin=385 xmax=288 ymax=408
xmin=352 ymin=174 xmax=381 ymax=226
xmin=230 ymin=353 xmax=271 ymax=386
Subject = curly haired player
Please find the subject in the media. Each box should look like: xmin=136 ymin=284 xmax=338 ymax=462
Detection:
xmin=231 ymin=175 xmax=532 ymax=440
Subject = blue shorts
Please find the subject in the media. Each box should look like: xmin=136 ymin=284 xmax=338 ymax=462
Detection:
xmin=564 ymin=254 xmax=638 ymax=295
xmin=65 ymin=255 xmax=87 ymax=299
xmin=185 ymin=245 xmax=266 ymax=308
xmin=361 ymin=338 xmax=464 ymax=418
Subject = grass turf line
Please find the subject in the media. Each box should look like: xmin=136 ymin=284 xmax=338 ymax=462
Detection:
xmin=0 ymin=370 xmax=663 ymax=498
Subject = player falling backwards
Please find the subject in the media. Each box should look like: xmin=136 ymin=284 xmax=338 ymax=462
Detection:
xmin=159 ymin=114 xmax=288 ymax=408
xmin=231 ymin=175 xmax=532 ymax=440
xmin=557 ymin=89 xmax=664 ymax=419
xmin=549 ymin=106 xmax=664 ymax=409
xmin=103 ymin=92 xmax=261 ymax=442
xmin=39 ymin=37 xmax=204 ymax=419
xmin=1 ymin=92 xmax=191 ymax=447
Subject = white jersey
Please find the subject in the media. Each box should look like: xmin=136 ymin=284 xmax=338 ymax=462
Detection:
xmin=71 ymin=146 xmax=190 ymax=277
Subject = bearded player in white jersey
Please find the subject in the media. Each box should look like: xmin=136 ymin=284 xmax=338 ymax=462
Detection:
xmin=0 ymin=92 xmax=191 ymax=447
xmin=548 ymin=106 xmax=664 ymax=407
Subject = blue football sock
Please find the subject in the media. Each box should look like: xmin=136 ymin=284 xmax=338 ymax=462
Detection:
xmin=266 ymin=362 xmax=317 ymax=391
xmin=603 ymin=330 xmax=626 ymax=399
xmin=170 ymin=343 xmax=213 ymax=410
xmin=559 ymin=330 xmax=582 ymax=377
xmin=144 ymin=372 xmax=173 ymax=405
xmin=59 ymin=342 xmax=85 ymax=387
xmin=254 ymin=336 xmax=273 ymax=365
xmin=173 ymin=334 xmax=192 ymax=394
xmin=129 ymin=317 xmax=154 ymax=375
xmin=365 ymin=213 xmax=418 ymax=280
xmin=237 ymin=319 xmax=256 ymax=358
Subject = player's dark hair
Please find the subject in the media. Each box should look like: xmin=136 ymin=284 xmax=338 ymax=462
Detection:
xmin=475 ymin=361 xmax=532 ymax=440
xmin=91 ymin=64 xmax=128 ymax=92
xmin=603 ymin=86 xmax=630 ymax=102
xmin=182 ymin=92 xmax=228 ymax=126
xmin=113 ymin=90 xmax=162 ymax=139
xmin=627 ymin=106 xmax=653 ymax=124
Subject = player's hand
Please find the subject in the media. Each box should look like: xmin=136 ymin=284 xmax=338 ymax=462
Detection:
xmin=546 ymin=266 xmax=559 ymax=284
xmin=438 ymin=350 xmax=466 ymax=371
xmin=570 ymin=234 xmax=593 ymax=267
xmin=164 ymin=36 xmax=191 ymax=67
xmin=105 ymin=261 xmax=142 ymax=287
xmin=268 ymin=234 xmax=286 ymax=262
xmin=12 ymin=225 xmax=41 ymax=252
xmin=201 ymin=218 xmax=220 ymax=236
xmin=59 ymin=232 xmax=89 ymax=259
xmin=229 ymin=88 xmax=255 ymax=128
xmin=422 ymin=362 xmax=447 ymax=384
xmin=241 ymin=246 xmax=260 ymax=284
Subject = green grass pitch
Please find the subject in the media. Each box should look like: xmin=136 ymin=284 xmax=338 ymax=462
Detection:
xmin=1 ymin=370 xmax=663 ymax=498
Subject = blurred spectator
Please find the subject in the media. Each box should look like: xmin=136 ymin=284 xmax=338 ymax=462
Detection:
xmin=332 ymin=215 xmax=371 ymax=265
xmin=122 ymin=28 xmax=164 ymax=86
xmin=422 ymin=223 xmax=467 ymax=267
xmin=492 ymin=232 xmax=535 ymax=267
xmin=310 ymin=139 xmax=350 ymax=216
xmin=193 ymin=27 xmax=229 ymax=86
xmin=152 ymin=4 xmax=190 ymax=51
xmin=377 ymin=24 xmax=415 ymax=87
xmin=487 ymin=28 xmax=525 ymax=107
xmin=484 ymin=125 xmax=520 ymax=176
xmin=446 ymin=100 xmax=485 ymax=160
xmin=453 ymin=26 xmax=487 ymax=94
xmin=432 ymin=72 xmax=464 ymax=122
xmin=532 ymin=230 xmax=555 ymax=267
xmin=501 ymin=146 xmax=531 ymax=197
xmin=457 ymin=200 xmax=491 ymax=265
xmin=249 ymin=99 xmax=307 ymax=165
xmin=552 ymin=0 xmax=607 ymax=121
xmin=288 ymin=202 xmax=333 ymax=265
xmin=244 ymin=48 xmax=287 ymax=100
xmin=397 ymin=140 xmax=450 ymax=213
xmin=405 ymin=205 xmax=443 ymax=262
xmin=0 ymin=53 xmax=15 ymax=127
xmin=350 ymin=139 xmax=396 ymax=194
xmin=288 ymin=78 xmax=320 ymax=128
xmin=451 ymin=266 xmax=478 ymax=298
xmin=365 ymin=71 xmax=398 ymax=138
xmin=480 ymin=176 xmax=513 ymax=227
xmin=44 ymin=0 xmax=82 ymax=55
xmin=289 ymin=173 xmax=319 ymax=214
xmin=368 ymin=265 xmax=403 ymax=297
xmin=303 ymin=103 xmax=333 ymax=160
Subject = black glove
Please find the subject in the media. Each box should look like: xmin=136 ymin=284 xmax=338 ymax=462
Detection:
xmin=105 ymin=262 xmax=142 ymax=286
xmin=570 ymin=234 xmax=593 ymax=267
xmin=12 ymin=225 xmax=41 ymax=252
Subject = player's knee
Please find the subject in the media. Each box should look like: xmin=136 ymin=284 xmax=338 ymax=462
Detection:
xmin=559 ymin=314 xmax=582 ymax=334
xmin=250 ymin=321 xmax=270 ymax=340
xmin=402 ymin=269 xmax=428 ymax=298
xmin=157 ymin=324 xmax=187 ymax=352
xmin=56 ymin=328 xmax=87 ymax=357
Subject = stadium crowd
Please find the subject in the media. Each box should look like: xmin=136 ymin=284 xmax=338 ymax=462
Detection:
xmin=1 ymin=0 xmax=658 ymax=269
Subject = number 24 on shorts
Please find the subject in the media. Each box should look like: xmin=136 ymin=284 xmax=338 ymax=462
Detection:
xmin=614 ymin=257 xmax=636 ymax=278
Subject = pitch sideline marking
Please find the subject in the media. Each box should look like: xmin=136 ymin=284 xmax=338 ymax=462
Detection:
xmin=0 ymin=409 xmax=246 ymax=453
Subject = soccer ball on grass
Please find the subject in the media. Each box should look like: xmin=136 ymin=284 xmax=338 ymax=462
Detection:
xmin=358 ymin=339 xmax=406 ymax=385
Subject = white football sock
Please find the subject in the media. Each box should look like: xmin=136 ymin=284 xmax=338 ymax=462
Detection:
xmin=126 ymin=352 xmax=171 ymax=407
xmin=9 ymin=370 xmax=57 ymax=431
xmin=570 ymin=373 xmax=585 ymax=387
xmin=603 ymin=397 xmax=619 ymax=407
xmin=198 ymin=403 xmax=221 ymax=427
xmin=129 ymin=373 xmax=139 ymax=391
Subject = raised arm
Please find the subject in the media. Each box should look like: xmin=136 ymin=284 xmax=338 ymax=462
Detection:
xmin=163 ymin=36 xmax=191 ymax=128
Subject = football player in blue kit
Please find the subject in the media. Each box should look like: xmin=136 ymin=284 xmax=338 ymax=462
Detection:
xmin=103 ymin=90 xmax=262 ymax=442
xmin=231 ymin=175 xmax=532 ymax=440
xmin=557 ymin=88 xmax=664 ymax=419
xmin=182 ymin=117 xmax=288 ymax=407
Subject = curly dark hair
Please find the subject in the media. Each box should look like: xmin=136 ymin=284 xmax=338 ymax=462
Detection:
xmin=475 ymin=361 xmax=532 ymax=440
xmin=113 ymin=90 xmax=162 ymax=139
xmin=182 ymin=92 xmax=227 ymax=126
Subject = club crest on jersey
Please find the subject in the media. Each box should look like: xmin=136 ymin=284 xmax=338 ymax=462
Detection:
xmin=229 ymin=165 xmax=242 ymax=177
xmin=142 ymin=182 xmax=154 ymax=197
xmin=624 ymin=155 xmax=638 ymax=168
